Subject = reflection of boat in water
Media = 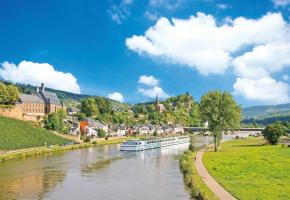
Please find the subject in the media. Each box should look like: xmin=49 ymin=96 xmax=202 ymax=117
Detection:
xmin=120 ymin=136 xmax=190 ymax=151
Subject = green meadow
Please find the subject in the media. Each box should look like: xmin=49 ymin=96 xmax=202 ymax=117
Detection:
xmin=0 ymin=115 xmax=70 ymax=150
xmin=203 ymin=137 xmax=290 ymax=200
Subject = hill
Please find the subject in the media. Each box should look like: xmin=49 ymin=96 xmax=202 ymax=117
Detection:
xmin=0 ymin=116 xmax=70 ymax=150
xmin=243 ymin=103 xmax=290 ymax=119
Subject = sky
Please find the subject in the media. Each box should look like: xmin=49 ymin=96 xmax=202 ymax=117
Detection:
xmin=0 ymin=0 xmax=290 ymax=107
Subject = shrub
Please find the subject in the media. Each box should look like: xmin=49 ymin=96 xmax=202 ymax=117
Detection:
xmin=97 ymin=129 xmax=106 ymax=138
xmin=262 ymin=123 xmax=286 ymax=145
xmin=83 ymin=137 xmax=91 ymax=143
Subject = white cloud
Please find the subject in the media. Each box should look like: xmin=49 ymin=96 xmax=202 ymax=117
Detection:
xmin=233 ymin=77 xmax=289 ymax=104
xmin=232 ymin=43 xmax=290 ymax=103
xmin=127 ymin=12 xmax=290 ymax=104
xmin=126 ymin=12 xmax=288 ymax=75
xmin=138 ymin=86 xmax=169 ymax=98
xmin=138 ymin=75 xmax=159 ymax=86
xmin=108 ymin=0 xmax=133 ymax=24
xmin=272 ymin=0 xmax=290 ymax=7
xmin=0 ymin=61 xmax=81 ymax=94
xmin=144 ymin=11 xmax=159 ymax=21
xmin=217 ymin=3 xmax=231 ymax=10
xmin=108 ymin=92 xmax=124 ymax=102
xmin=283 ymin=74 xmax=289 ymax=81
xmin=149 ymin=0 xmax=182 ymax=10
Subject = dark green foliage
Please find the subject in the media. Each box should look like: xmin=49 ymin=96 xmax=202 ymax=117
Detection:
xmin=83 ymin=137 xmax=91 ymax=143
xmin=77 ymin=112 xmax=86 ymax=121
xmin=97 ymin=129 xmax=106 ymax=138
xmin=0 ymin=115 xmax=70 ymax=150
xmin=43 ymin=110 xmax=68 ymax=133
xmin=80 ymin=98 xmax=99 ymax=117
xmin=262 ymin=123 xmax=287 ymax=145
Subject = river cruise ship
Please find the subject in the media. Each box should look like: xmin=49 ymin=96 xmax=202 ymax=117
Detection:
xmin=120 ymin=136 xmax=190 ymax=151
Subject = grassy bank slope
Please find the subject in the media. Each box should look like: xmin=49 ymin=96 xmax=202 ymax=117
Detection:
xmin=180 ymin=151 xmax=219 ymax=200
xmin=203 ymin=137 xmax=290 ymax=200
xmin=0 ymin=116 xmax=70 ymax=150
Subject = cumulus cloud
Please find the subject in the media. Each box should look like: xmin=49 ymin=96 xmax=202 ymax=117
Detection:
xmin=217 ymin=3 xmax=231 ymax=10
xmin=126 ymin=12 xmax=288 ymax=75
xmin=0 ymin=61 xmax=81 ymax=94
xmin=138 ymin=86 xmax=169 ymax=98
xmin=272 ymin=0 xmax=290 ymax=7
xmin=127 ymin=12 xmax=290 ymax=104
xmin=108 ymin=92 xmax=124 ymax=102
xmin=137 ymin=75 xmax=169 ymax=99
xmin=108 ymin=0 xmax=133 ymax=24
xmin=138 ymin=75 xmax=159 ymax=86
xmin=148 ymin=0 xmax=182 ymax=10
xmin=233 ymin=77 xmax=289 ymax=104
xmin=283 ymin=74 xmax=289 ymax=81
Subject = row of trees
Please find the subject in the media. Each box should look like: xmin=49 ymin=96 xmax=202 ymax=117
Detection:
xmin=0 ymin=83 xmax=19 ymax=105
xmin=76 ymin=91 xmax=242 ymax=151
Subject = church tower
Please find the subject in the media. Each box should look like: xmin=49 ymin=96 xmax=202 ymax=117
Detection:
xmin=155 ymin=95 xmax=159 ymax=110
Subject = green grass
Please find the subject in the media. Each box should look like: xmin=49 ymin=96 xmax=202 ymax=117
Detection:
xmin=0 ymin=115 xmax=70 ymax=150
xmin=179 ymin=151 xmax=219 ymax=200
xmin=203 ymin=137 xmax=290 ymax=200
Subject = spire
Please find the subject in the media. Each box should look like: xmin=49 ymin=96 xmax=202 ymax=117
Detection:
xmin=155 ymin=94 xmax=159 ymax=105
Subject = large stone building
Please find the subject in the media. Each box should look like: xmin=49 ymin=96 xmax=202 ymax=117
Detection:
xmin=19 ymin=83 xmax=64 ymax=116
xmin=0 ymin=83 xmax=65 ymax=121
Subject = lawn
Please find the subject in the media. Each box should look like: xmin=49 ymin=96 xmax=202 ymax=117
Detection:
xmin=0 ymin=115 xmax=70 ymax=150
xmin=203 ymin=137 xmax=290 ymax=200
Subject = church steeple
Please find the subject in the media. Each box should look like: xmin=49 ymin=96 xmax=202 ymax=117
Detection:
xmin=155 ymin=95 xmax=159 ymax=106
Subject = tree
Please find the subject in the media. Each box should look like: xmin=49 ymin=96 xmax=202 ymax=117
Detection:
xmin=43 ymin=110 xmax=68 ymax=133
xmin=0 ymin=83 xmax=19 ymax=104
xmin=200 ymin=90 xmax=241 ymax=151
xmin=80 ymin=98 xmax=98 ymax=117
xmin=262 ymin=123 xmax=286 ymax=145
xmin=97 ymin=129 xmax=106 ymax=138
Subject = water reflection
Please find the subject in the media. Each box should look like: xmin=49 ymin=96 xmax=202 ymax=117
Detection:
xmin=0 ymin=135 xmax=216 ymax=200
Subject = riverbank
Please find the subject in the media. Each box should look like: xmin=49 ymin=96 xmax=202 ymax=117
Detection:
xmin=179 ymin=150 xmax=219 ymax=200
xmin=203 ymin=137 xmax=290 ymax=200
xmin=0 ymin=137 xmax=129 ymax=162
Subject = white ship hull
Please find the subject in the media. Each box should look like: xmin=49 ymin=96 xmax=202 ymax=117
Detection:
xmin=120 ymin=136 xmax=190 ymax=151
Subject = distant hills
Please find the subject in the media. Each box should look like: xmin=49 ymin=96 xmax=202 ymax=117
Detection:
xmin=242 ymin=103 xmax=290 ymax=126
xmin=243 ymin=103 xmax=290 ymax=119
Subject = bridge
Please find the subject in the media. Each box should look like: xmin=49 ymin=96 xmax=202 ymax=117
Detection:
xmin=184 ymin=127 xmax=264 ymax=132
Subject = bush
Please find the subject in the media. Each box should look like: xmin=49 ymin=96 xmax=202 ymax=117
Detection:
xmin=83 ymin=137 xmax=91 ymax=143
xmin=97 ymin=129 xmax=106 ymax=138
xmin=262 ymin=123 xmax=286 ymax=145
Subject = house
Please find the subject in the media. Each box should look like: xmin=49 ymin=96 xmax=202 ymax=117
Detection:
xmin=80 ymin=118 xmax=109 ymax=136
xmin=84 ymin=126 xmax=98 ymax=137
xmin=67 ymin=107 xmax=80 ymax=116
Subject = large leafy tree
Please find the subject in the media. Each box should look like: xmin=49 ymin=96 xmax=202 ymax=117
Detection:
xmin=80 ymin=98 xmax=99 ymax=117
xmin=0 ymin=83 xmax=19 ymax=104
xmin=200 ymin=90 xmax=241 ymax=151
xmin=262 ymin=123 xmax=286 ymax=145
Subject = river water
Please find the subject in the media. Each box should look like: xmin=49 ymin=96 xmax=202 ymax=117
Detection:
xmin=0 ymin=135 xmax=215 ymax=200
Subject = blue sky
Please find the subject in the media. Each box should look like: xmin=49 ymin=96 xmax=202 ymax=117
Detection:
xmin=0 ymin=0 xmax=290 ymax=107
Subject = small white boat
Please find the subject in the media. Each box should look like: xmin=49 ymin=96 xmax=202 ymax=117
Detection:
xmin=120 ymin=136 xmax=190 ymax=151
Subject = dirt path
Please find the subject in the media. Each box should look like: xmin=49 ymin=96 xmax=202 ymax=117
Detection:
xmin=194 ymin=149 xmax=237 ymax=200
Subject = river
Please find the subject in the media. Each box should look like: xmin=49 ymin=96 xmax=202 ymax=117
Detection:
xmin=0 ymin=135 xmax=217 ymax=200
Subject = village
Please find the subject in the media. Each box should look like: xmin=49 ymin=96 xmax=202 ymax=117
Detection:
xmin=0 ymin=83 xmax=186 ymax=140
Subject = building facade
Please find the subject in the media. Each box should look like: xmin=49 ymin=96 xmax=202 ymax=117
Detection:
xmin=19 ymin=83 xmax=64 ymax=118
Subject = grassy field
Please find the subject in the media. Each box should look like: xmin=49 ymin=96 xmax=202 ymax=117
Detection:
xmin=0 ymin=115 xmax=70 ymax=150
xmin=203 ymin=137 xmax=290 ymax=200
xmin=179 ymin=151 xmax=219 ymax=200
